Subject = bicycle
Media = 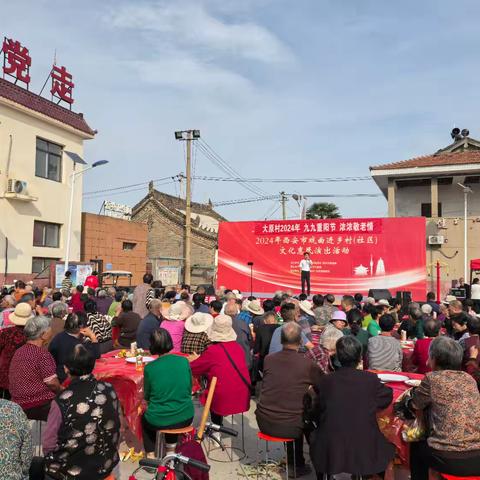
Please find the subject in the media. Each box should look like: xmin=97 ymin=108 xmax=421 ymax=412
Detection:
xmin=130 ymin=423 xmax=238 ymax=479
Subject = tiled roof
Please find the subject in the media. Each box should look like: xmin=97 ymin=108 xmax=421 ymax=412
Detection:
xmin=370 ymin=150 xmax=480 ymax=171
xmin=0 ymin=78 xmax=95 ymax=136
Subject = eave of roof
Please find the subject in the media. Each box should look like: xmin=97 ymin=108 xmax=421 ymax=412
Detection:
xmin=0 ymin=78 xmax=95 ymax=138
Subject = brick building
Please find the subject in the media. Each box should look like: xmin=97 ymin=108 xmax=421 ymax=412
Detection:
xmin=80 ymin=213 xmax=148 ymax=286
xmin=131 ymin=182 xmax=226 ymax=286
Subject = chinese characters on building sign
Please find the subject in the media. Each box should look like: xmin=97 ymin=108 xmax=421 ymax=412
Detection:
xmin=50 ymin=64 xmax=74 ymax=105
xmin=2 ymin=37 xmax=31 ymax=87
xmin=1 ymin=35 xmax=75 ymax=107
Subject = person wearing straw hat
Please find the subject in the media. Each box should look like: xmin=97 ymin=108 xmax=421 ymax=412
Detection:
xmin=162 ymin=301 xmax=190 ymax=352
xmin=190 ymin=314 xmax=250 ymax=428
xmin=181 ymin=312 xmax=213 ymax=355
xmin=0 ymin=303 xmax=34 ymax=398
xmin=298 ymin=299 xmax=315 ymax=341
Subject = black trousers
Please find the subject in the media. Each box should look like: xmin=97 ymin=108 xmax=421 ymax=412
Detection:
xmin=301 ymin=270 xmax=311 ymax=295
xmin=142 ymin=415 xmax=193 ymax=453
xmin=256 ymin=416 xmax=305 ymax=467
xmin=211 ymin=411 xmax=223 ymax=427
xmin=24 ymin=401 xmax=52 ymax=421
xmin=410 ymin=441 xmax=480 ymax=480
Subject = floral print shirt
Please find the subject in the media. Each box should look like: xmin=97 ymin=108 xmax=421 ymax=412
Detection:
xmin=0 ymin=399 xmax=32 ymax=480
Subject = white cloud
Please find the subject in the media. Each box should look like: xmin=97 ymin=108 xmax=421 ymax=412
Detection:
xmin=108 ymin=1 xmax=292 ymax=64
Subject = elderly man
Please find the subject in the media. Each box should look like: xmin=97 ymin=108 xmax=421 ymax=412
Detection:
xmin=448 ymin=300 xmax=470 ymax=338
xmin=256 ymin=322 xmax=321 ymax=477
xmin=49 ymin=302 xmax=68 ymax=341
xmin=137 ymin=299 xmax=163 ymax=350
xmin=305 ymin=323 xmax=343 ymax=374
xmin=133 ymin=273 xmax=154 ymax=319
xmin=315 ymin=294 xmax=338 ymax=326
xmin=269 ymin=303 xmax=314 ymax=354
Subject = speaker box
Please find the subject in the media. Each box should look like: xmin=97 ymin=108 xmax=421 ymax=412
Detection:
xmin=368 ymin=289 xmax=392 ymax=301
xmin=396 ymin=291 xmax=412 ymax=306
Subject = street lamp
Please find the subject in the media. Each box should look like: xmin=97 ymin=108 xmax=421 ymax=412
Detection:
xmin=64 ymin=157 xmax=109 ymax=274
xmin=457 ymin=182 xmax=473 ymax=281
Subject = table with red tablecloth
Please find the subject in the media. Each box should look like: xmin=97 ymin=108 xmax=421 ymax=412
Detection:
xmin=92 ymin=350 xmax=200 ymax=440
xmin=375 ymin=370 xmax=424 ymax=467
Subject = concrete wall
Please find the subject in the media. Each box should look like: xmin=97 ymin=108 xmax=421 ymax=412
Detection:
xmin=81 ymin=213 xmax=148 ymax=286
xmin=0 ymin=101 xmax=87 ymax=284
xmin=396 ymin=180 xmax=480 ymax=217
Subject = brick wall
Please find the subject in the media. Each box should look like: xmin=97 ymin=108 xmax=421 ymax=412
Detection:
xmin=81 ymin=213 xmax=148 ymax=286
xmin=132 ymin=202 xmax=217 ymax=286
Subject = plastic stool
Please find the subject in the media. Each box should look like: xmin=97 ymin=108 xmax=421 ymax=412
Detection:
xmin=257 ymin=432 xmax=296 ymax=479
xmin=154 ymin=426 xmax=194 ymax=459
xmin=440 ymin=475 xmax=480 ymax=480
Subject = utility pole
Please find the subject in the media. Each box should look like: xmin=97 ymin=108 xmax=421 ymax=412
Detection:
xmin=175 ymin=130 xmax=200 ymax=285
xmin=280 ymin=191 xmax=287 ymax=220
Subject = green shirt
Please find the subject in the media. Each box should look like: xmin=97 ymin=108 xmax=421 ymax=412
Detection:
xmin=367 ymin=319 xmax=381 ymax=337
xmin=144 ymin=354 xmax=194 ymax=427
xmin=107 ymin=301 xmax=120 ymax=318
xmin=362 ymin=314 xmax=373 ymax=329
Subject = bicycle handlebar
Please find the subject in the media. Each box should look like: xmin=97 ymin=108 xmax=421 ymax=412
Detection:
xmin=205 ymin=422 xmax=238 ymax=437
xmin=139 ymin=454 xmax=210 ymax=472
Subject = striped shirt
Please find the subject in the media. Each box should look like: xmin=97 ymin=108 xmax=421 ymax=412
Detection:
xmin=367 ymin=335 xmax=403 ymax=372
xmin=86 ymin=313 xmax=112 ymax=343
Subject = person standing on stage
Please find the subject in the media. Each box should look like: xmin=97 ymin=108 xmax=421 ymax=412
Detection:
xmin=300 ymin=252 xmax=313 ymax=296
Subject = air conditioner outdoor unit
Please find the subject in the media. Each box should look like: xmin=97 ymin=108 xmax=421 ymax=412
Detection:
xmin=7 ymin=178 xmax=28 ymax=195
xmin=429 ymin=235 xmax=445 ymax=245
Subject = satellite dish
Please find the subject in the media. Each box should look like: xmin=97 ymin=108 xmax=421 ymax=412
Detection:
xmin=461 ymin=128 xmax=470 ymax=137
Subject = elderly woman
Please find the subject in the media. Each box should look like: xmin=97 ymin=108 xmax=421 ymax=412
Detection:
xmin=305 ymin=322 xmax=343 ymax=374
xmin=9 ymin=316 xmax=62 ymax=420
xmin=143 ymin=329 xmax=194 ymax=456
xmin=95 ymin=288 xmax=113 ymax=315
xmin=367 ymin=314 xmax=403 ymax=372
xmin=181 ymin=312 xmax=213 ymax=355
xmin=49 ymin=301 xmax=69 ymax=341
xmin=84 ymin=299 xmax=113 ymax=353
xmin=39 ymin=344 xmax=121 ymax=480
xmin=0 ymin=399 xmax=32 ymax=480
xmin=0 ymin=303 xmax=32 ymax=398
xmin=309 ymin=336 xmax=395 ymax=478
xmin=190 ymin=314 xmax=251 ymax=427
xmin=412 ymin=319 xmax=440 ymax=374
xmin=410 ymin=336 xmax=480 ymax=479
xmin=346 ymin=308 xmax=370 ymax=354
xmin=161 ymin=301 xmax=190 ymax=352
xmin=111 ymin=299 xmax=142 ymax=348
xmin=398 ymin=306 xmax=425 ymax=339
xmin=1 ymin=294 xmax=16 ymax=327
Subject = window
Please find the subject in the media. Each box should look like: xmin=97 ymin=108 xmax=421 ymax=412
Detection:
xmin=35 ymin=138 xmax=62 ymax=182
xmin=123 ymin=242 xmax=137 ymax=251
xmin=421 ymin=203 xmax=442 ymax=217
xmin=32 ymin=257 xmax=58 ymax=274
xmin=33 ymin=221 xmax=60 ymax=248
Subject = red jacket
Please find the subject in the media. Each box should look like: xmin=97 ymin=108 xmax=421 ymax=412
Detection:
xmin=412 ymin=337 xmax=433 ymax=374
xmin=84 ymin=275 xmax=99 ymax=290
xmin=190 ymin=341 xmax=250 ymax=416
xmin=70 ymin=292 xmax=84 ymax=313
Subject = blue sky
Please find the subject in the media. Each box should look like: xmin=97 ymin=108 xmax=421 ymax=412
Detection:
xmin=3 ymin=0 xmax=480 ymax=220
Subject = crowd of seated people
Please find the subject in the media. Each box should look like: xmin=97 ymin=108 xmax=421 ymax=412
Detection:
xmin=1 ymin=275 xmax=480 ymax=479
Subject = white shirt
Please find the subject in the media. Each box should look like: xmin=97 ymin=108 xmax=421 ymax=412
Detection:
xmin=300 ymin=259 xmax=312 ymax=272
xmin=471 ymin=283 xmax=480 ymax=300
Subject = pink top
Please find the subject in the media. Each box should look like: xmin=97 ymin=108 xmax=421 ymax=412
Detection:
xmin=412 ymin=337 xmax=433 ymax=374
xmin=161 ymin=320 xmax=185 ymax=352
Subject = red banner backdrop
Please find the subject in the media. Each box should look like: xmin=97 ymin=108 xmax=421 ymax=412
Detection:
xmin=217 ymin=217 xmax=426 ymax=300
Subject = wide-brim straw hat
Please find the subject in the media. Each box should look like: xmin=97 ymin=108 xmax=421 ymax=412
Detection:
xmin=185 ymin=312 xmax=214 ymax=334
xmin=207 ymin=314 xmax=237 ymax=342
xmin=167 ymin=301 xmax=190 ymax=321
xmin=299 ymin=300 xmax=315 ymax=317
xmin=247 ymin=299 xmax=264 ymax=315
xmin=9 ymin=303 xmax=34 ymax=326
xmin=442 ymin=295 xmax=457 ymax=305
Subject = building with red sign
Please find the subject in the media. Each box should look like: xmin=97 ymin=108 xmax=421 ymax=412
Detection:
xmin=0 ymin=41 xmax=95 ymax=284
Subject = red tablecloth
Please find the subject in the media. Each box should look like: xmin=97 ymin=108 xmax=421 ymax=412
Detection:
xmin=92 ymin=350 xmax=200 ymax=440
xmin=93 ymin=350 xmax=147 ymax=439
xmin=375 ymin=370 xmax=424 ymax=466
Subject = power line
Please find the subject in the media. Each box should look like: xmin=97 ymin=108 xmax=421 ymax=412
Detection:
xmin=83 ymin=176 xmax=178 ymax=196
xmin=197 ymin=139 xmax=269 ymax=197
xmin=83 ymin=180 xmax=175 ymax=200
xmin=192 ymin=175 xmax=373 ymax=183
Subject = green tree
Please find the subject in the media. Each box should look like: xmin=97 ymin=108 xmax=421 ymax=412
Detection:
xmin=306 ymin=202 xmax=341 ymax=219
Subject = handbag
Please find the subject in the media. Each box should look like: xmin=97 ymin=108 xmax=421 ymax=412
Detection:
xmin=219 ymin=344 xmax=254 ymax=396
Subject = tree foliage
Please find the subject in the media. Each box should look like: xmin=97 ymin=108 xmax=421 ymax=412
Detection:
xmin=306 ymin=202 xmax=341 ymax=219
